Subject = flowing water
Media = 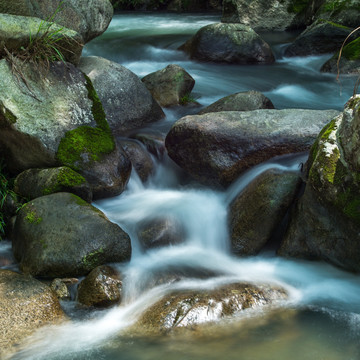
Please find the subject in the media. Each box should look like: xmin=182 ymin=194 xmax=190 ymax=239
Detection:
xmin=5 ymin=12 xmax=360 ymax=360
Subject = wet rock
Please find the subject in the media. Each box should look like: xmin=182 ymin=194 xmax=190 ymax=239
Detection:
xmin=50 ymin=278 xmax=71 ymax=300
xmin=77 ymin=265 xmax=122 ymax=307
xmin=0 ymin=269 xmax=66 ymax=357
xmin=198 ymin=91 xmax=274 ymax=115
xmin=131 ymin=132 xmax=166 ymax=159
xmin=285 ymin=21 xmax=356 ymax=57
xmin=142 ymin=64 xmax=195 ymax=107
xmin=0 ymin=0 xmax=113 ymax=44
xmin=321 ymin=37 xmax=360 ymax=75
xmin=229 ymin=169 xmax=302 ymax=256
xmin=137 ymin=282 xmax=288 ymax=331
xmin=137 ymin=217 xmax=185 ymax=249
xmin=12 ymin=192 xmax=131 ymax=277
xmin=165 ymin=109 xmax=339 ymax=188
xmin=14 ymin=167 xmax=92 ymax=203
xmin=118 ymin=139 xmax=155 ymax=183
xmin=0 ymin=14 xmax=83 ymax=65
xmin=78 ymin=56 xmax=165 ymax=135
xmin=179 ymin=23 xmax=274 ymax=65
xmin=278 ymin=96 xmax=360 ymax=272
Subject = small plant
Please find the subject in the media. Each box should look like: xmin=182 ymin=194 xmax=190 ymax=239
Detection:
xmin=337 ymin=26 xmax=360 ymax=95
xmin=179 ymin=93 xmax=197 ymax=105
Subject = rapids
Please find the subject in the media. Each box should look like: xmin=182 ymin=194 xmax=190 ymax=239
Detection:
xmin=4 ymin=12 xmax=360 ymax=360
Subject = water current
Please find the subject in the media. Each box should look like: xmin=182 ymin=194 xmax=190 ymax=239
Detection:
xmin=5 ymin=12 xmax=360 ymax=360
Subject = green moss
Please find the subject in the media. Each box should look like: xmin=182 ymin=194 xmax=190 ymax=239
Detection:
xmin=56 ymin=75 xmax=115 ymax=170
xmin=70 ymin=193 xmax=89 ymax=206
xmin=43 ymin=167 xmax=86 ymax=195
xmin=341 ymin=37 xmax=360 ymax=61
xmin=24 ymin=204 xmax=42 ymax=224
xmin=4 ymin=108 xmax=17 ymax=124
xmin=287 ymin=0 xmax=310 ymax=13
xmin=82 ymin=248 xmax=104 ymax=269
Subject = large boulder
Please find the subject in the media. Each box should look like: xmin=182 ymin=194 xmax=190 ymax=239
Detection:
xmin=285 ymin=21 xmax=356 ymax=57
xmin=0 ymin=14 xmax=83 ymax=65
xmin=321 ymin=37 xmax=360 ymax=75
xmin=198 ymin=91 xmax=274 ymax=115
xmin=0 ymin=269 xmax=66 ymax=357
xmin=14 ymin=166 xmax=92 ymax=202
xmin=229 ymin=169 xmax=302 ymax=256
xmin=78 ymin=56 xmax=165 ymax=135
xmin=137 ymin=282 xmax=288 ymax=331
xmin=12 ymin=192 xmax=132 ymax=277
xmin=77 ymin=265 xmax=123 ymax=308
xmin=165 ymin=109 xmax=339 ymax=188
xmin=179 ymin=23 xmax=275 ymax=65
xmin=0 ymin=0 xmax=113 ymax=44
xmin=278 ymin=96 xmax=360 ymax=272
xmin=142 ymin=64 xmax=195 ymax=107
xmin=0 ymin=60 xmax=129 ymax=198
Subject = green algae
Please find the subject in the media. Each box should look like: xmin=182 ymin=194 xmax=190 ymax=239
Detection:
xmin=341 ymin=37 xmax=360 ymax=61
xmin=24 ymin=203 xmax=42 ymax=224
xmin=82 ymin=248 xmax=104 ymax=269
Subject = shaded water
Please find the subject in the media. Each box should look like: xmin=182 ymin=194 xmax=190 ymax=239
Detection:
xmin=5 ymin=12 xmax=360 ymax=360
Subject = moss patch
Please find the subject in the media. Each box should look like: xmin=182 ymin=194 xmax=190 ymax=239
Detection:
xmin=341 ymin=37 xmax=360 ymax=61
xmin=287 ymin=0 xmax=310 ymax=13
xmin=43 ymin=167 xmax=86 ymax=195
xmin=82 ymin=248 xmax=104 ymax=269
xmin=24 ymin=204 xmax=42 ymax=224
xmin=56 ymin=75 xmax=115 ymax=170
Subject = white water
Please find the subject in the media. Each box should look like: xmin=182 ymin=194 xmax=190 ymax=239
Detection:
xmin=5 ymin=12 xmax=360 ymax=360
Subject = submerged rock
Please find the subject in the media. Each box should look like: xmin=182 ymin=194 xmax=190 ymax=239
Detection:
xmin=165 ymin=109 xmax=339 ymax=188
xmin=137 ymin=282 xmax=288 ymax=331
xmin=179 ymin=23 xmax=274 ymax=64
xmin=229 ymin=169 xmax=302 ymax=256
xmin=142 ymin=64 xmax=196 ymax=107
xmin=14 ymin=166 xmax=92 ymax=202
xmin=12 ymin=192 xmax=131 ymax=277
xmin=77 ymin=265 xmax=122 ymax=307
xmin=0 ymin=269 xmax=66 ymax=357
xmin=78 ymin=56 xmax=165 ymax=135
xmin=279 ymin=96 xmax=360 ymax=272
xmin=198 ymin=91 xmax=274 ymax=115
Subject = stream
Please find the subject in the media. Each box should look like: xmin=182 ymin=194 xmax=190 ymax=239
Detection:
xmin=6 ymin=12 xmax=360 ymax=360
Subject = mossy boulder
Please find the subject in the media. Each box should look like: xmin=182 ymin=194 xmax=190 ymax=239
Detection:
xmin=77 ymin=265 xmax=123 ymax=308
xmin=198 ymin=91 xmax=274 ymax=115
xmin=179 ymin=23 xmax=275 ymax=65
xmin=165 ymin=109 xmax=339 ymax=188
xmin=321 ymin=37 xmax=360 ymax=74
xmin=142 ymin=64 xmax=195 ymax=107
xmin=0 ymin=0 xmax=113 ymax=44
xmin=14 ymin=166 xmax=92 ymax=202
xmin=229 ymin=169 xmax=302 ymax=256
xmin=78 ymin=56 xmax=165 ymax=135
xmin=285 ymin=20 xmax=356 ymax=57
xmin=0 ymin=14 xmax=83 ymax=65
xmin=137 ymin=282 xmax=288 ymax=332
xmin=279 ymin=96 xmax=360 ymax=272
xmin=12 ymin=192 xmax=132 ymax=277
xmin=0 ymin=269 xmax=66 ymax=357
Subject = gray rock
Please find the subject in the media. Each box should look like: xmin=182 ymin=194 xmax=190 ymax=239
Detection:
xmin=142 ymin=64 xmax=195 ymax=107
xmin=279 ymin=96 xmax=360 ymax=272
xmin=77 ymin=265 xmax=122 ymax=307
xmin=0 ymin=0 xmax=113 ymax=44
xmin=14 ymin=167 xmax=92 ymax=202
xmin=12 ymin=192 xmax=132 ymax=277
xmin=179 ymin=23 xmax=274 ymax=65
xmin=0 ymin=269 xmax=66 ymax=357
xmin=198 ymin=90 xmax=274 ymax=115
xmin=78 ymin=56 xmax=165 ymax=135
xmin=137 ymin=217 xmax=185 ymax=249
xmin=165 ymin=109 xmax=340 ymax=188
xmin=137 ymin=282 xmax=287 ymax=331
xmin=229 ymin=169 xmax=302 ymax=256
xmin=118 ymin=139 xmax=155 ymax=183
xmin=285 ymin=21 xmax=355 ymax=57
xmin=50 ymin=278 xmax=71 ymax=300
